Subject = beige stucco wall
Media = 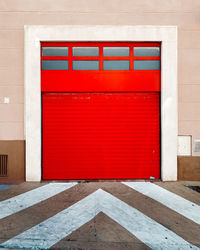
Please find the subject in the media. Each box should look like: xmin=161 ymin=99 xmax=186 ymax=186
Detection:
xmin=0 ymin=0 xmax=200 ymax=156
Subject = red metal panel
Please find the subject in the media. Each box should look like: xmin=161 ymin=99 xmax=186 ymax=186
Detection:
xmin=41 ymin=71 xmax=160 ymax=92
xmin=41 ymin=41 xmax=160 ymax=47
xmin=41 ymin=42 xmax=161 ymax=92
xmin=42 ymin=93 xmax=160 ymax=180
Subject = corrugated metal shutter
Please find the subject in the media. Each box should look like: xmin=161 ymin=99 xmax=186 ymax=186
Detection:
xmin=42 ymin=93 xmax=160 ymax=179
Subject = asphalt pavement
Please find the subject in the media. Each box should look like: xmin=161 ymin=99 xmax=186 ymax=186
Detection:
xmin=0 ymin=181 xmax=199 ymax=250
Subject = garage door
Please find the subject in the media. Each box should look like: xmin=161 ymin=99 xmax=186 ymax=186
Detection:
xmin=41 ymin=42 xmax=161 ymax=180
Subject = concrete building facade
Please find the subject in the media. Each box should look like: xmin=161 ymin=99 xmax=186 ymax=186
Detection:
xmin=0 ymin=0 xmax=200 ymax=182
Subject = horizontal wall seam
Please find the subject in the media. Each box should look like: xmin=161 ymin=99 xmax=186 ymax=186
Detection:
xmin=0 ymin=10 xmax=198 ymax=14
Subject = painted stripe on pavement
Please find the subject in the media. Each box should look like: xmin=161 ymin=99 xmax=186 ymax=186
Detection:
xmin=123 ymin=182 xmax=200 ymax=224
xmin=1 ymin=189 xmax=199 ymax=250
xmin=0 ymin=189 xmax=101 ymax=250
xmin=100 ymin=189 xmax=200 ymax=250
xmin=0 ymin=183 xmax=77 ymax=220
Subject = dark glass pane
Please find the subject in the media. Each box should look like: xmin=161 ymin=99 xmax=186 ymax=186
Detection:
xmin=73 ymin=47 xmax=99 ymax=57
xmin=73 ymin=60 xmax=99 ymax=70
xmin=42 ymin=60 xmax=68 ymax=70
xmin=103 ymin=47 xmax=129 ymax=57
xmin=134 ymin=47 xmax=160 ymax=57
xmin=42 ymin=47 xmax=68 ymax=56
xmin=103 ymin=60 xmax=130 ymax=70
xmin=134 ymin=60 xmax=160 ymax=70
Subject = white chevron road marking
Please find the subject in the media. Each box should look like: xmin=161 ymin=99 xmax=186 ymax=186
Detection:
xmin=0 ymin=183 xmax=77 ymax=220
xmin=1 ymin=189 xmax=199 ymax=250
xmin=123 ymin=182 xmax=200 ymax=224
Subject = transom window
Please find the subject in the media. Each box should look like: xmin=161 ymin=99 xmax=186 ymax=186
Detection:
xmin=41 ymin=42 xmax=161 ymax=71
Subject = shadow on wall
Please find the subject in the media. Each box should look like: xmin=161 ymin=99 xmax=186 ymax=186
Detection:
xmin=0 ymin=141 xmax=25 ymax=182
xmin=178 ymin=156 xmax=200 ymax=181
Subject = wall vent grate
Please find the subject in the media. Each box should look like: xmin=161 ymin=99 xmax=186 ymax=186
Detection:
xmin=0 ymin=155 xmax=8 ymax=177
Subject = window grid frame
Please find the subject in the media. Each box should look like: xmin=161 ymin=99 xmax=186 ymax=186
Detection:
xmin=41 ymin=42 xmax=161 ymax=71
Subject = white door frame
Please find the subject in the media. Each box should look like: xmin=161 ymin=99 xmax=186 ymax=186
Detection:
xmin=24 ymin=25 xmax=178 ymax=181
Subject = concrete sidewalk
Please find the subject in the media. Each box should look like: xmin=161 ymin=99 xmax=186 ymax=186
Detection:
xmin=0 ymin=181 xmax=199 ymax=250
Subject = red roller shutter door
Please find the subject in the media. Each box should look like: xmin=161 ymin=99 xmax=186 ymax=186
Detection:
xmin=41 ymin=42 xmax=161 ymax=180
xmin=42 ymin=92 xmax=160 ymax=179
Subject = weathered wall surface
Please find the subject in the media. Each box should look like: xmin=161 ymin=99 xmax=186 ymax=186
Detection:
xmin=0 ymin=140 xmax=25 ymax=181
xmin=0 ymin=0 xmax=200 ymax=156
